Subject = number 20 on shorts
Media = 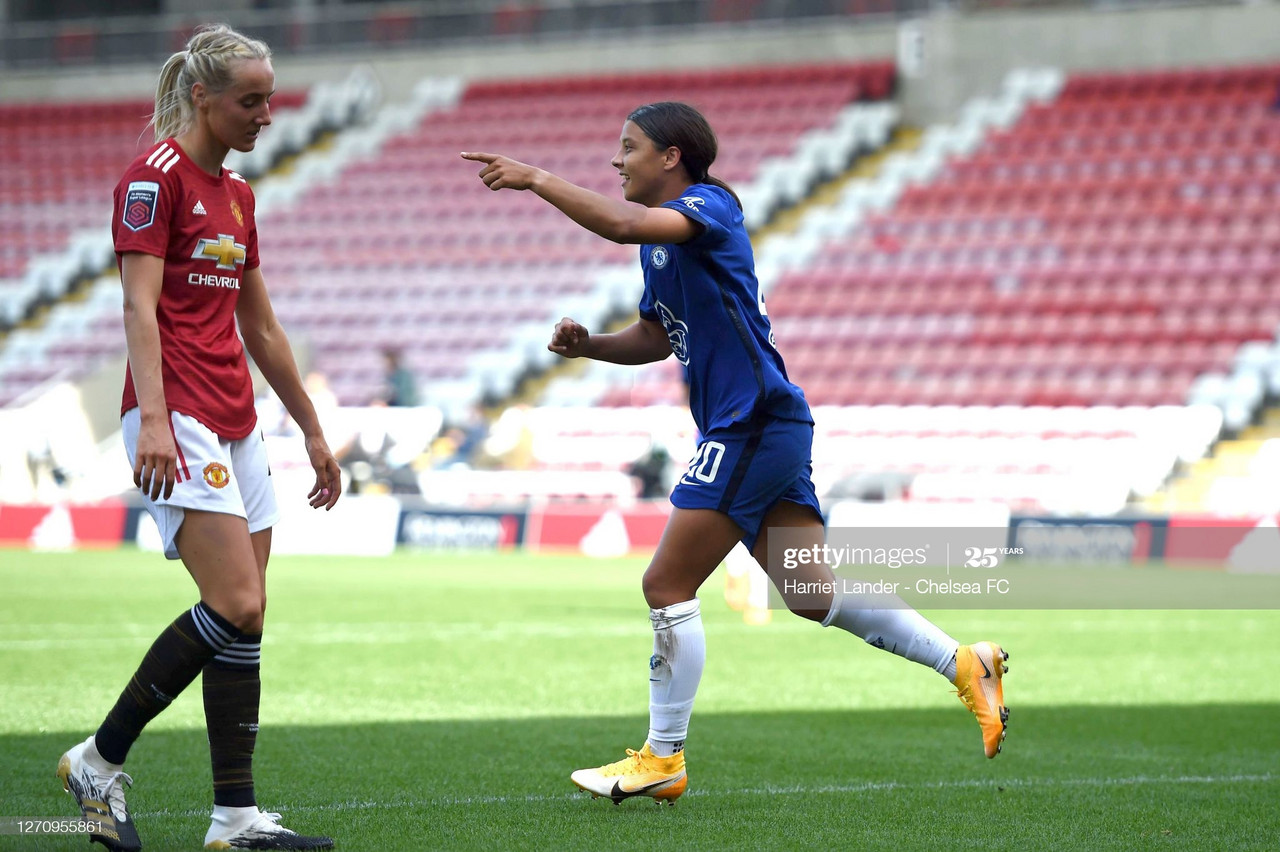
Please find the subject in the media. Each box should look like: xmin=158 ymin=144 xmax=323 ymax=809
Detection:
xmin=684 ymin=441 xmax=726 ymax=484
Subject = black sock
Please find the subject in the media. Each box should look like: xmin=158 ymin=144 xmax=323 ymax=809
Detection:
xmin=204 ymin=633 xmax=261 ymax=808
xmin=95 ymin=602 xmax=239 ymax=765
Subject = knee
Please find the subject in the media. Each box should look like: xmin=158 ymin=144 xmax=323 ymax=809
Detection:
xmin=642 ymin=569 xmax=684 ymax=610
xmin=789 ymin=605 xmax=828 ymax=623
xmin=641 ymin=571 xmax=664 ymax=609
xmin=212 ymin=593 xmax=265 ymax=633
xmin=782 ymin=589 xmax=833 ymax=624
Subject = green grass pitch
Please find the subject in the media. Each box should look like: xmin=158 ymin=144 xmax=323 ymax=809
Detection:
xmin=1 ymin=548 xmax=1278 ymax=850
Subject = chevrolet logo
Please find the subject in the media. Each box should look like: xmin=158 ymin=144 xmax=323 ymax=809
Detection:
xmin=191 ymin=234 xmax=247 ymax=271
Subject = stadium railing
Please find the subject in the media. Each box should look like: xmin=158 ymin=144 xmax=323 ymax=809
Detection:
xmin=0 ymin=0 xmax=1227 ymax=70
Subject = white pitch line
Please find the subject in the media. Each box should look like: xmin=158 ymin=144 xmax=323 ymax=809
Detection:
xmin=712 ymin=773 xmax=1277 ymax=797
xmin=131 ymin=772 xmax=1275 ymax=819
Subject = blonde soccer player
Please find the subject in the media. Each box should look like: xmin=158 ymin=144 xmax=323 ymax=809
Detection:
xmin=56 ymin=24 xmax=340 ymax=851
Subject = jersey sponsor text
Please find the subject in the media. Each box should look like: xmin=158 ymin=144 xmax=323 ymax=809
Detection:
xmin=188 ymin=273 xmax=241 ymax=289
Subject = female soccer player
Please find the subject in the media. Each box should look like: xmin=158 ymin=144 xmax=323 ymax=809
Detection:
xmin=56 ymin=25 xmax=339 ymax=850
xmin=463 ymin=101 xmax=1008 ymax=804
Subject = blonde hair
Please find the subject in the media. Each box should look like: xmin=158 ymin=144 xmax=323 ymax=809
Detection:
xmin=151 ymin=23 xmax=271 ymax=142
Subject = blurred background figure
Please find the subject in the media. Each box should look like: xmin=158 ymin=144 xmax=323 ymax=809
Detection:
xmin=627 ymin=440 xmax=672 ymax=499
xmin=382 ymin=348 xmax=419 ymax=407
xmin=305 ymin=370 xmax=339 ymax=416
xmin=427 ymin=403 xmax=488 ymax=470
xmin=477 ymin=404 xmax=534 ymax=470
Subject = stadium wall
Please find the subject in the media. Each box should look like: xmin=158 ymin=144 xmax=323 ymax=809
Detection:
xmin=3 ymin=497 xmax=1277 ymax=571
xmin=3 ymin=5 xmax=1278 ymax=122
xmin=902 ymin=3 xmax=1280 ymax=122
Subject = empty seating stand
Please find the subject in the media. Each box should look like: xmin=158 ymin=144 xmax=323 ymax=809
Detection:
xmin=0 ymin=94 xmax=308 ymax=283
xmin=1 ymin=64 xmax=886 ymax=409
xmin=0 ymin=93 xmax=312 ymax=407
xmin=764 ymin=64 xmax=1280 ymax=409
xmin=259 ymin=62 xmax=893 ymax=405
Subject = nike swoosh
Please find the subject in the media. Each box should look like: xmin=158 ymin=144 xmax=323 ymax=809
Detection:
xmin=977 ymin=656 xmax=993 ymax=679
xmin=610 ymin=776 xmax=675 ymax=802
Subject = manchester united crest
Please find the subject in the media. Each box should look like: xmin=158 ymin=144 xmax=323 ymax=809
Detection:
xmin=203 ymin=462 xmax=231 ymax=489
xmin=230 ymin=201 xmax=244 ymax=227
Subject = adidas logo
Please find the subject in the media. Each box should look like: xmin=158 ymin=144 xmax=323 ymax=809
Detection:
xmin=192 ymin=200 xmax=207 ymax=215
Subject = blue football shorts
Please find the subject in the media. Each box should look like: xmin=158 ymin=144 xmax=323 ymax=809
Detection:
xmin=669 ymin=416 xmax=823 ymax=551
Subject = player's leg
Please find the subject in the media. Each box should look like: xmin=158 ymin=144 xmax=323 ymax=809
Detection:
xmin=57 ymin=413 xmax=255 ymax=852
xmin=57 ymin=510 xmax=258 ymax=852
xmin=201 ymin=433 xmax=332 ymax=850
xmin=198 ymin=520 xmax=267 ymax=848
xmin=642 ymin=505 xmax=744 ymax=750
xmin=203 ymin=527 xmax=270 ymax=814
xmin=753 ymin=500 xmax=959 ymax=666
xmin=753 ymin=499 xmax=1009 ymax=758
xmin=749 ymin=500 xmax=832 ymax=620
xmin=571 ymin=506 xmax=744 ymax=805
xmin=638 ymin=419 xmax=803 ymax=760
xmin=201 ymin=429 xmax=269 ymax=828
xmin=642 ymin=506 xmax=743 ymax=607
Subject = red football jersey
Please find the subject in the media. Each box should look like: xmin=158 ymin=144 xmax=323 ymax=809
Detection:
xmin=113 ymin=139 xmax=261 ymax=440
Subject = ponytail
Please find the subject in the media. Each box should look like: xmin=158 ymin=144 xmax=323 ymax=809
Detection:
xmin=148 ymin=23 xmax=272 ymax=143
xmin=152 ymin=51 xmax=191 ymax=141
xmin=702 ymin=174 xmax=742 ymax=212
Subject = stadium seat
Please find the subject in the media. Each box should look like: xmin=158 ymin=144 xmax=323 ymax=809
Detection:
xmin=722 ymin=63 xmax=1280 ymax=410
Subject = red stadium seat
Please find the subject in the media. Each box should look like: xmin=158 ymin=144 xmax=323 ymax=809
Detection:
xmin=738 ymin=63 xmax=1280 ymax=408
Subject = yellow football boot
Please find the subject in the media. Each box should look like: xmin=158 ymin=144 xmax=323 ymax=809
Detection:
xmin=953 ymin=641 xmax=1010 ymax=758
xmin=570 ymin=744 xmax=688 ymax=805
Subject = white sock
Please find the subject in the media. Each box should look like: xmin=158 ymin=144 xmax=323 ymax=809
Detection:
xmin=822 ymin=591 xmax=959 ymax=679
xmin=646 ymin=599 xmax=704 ymax=757
xmin=85 ymin=736 xmax=123 ymax=774
xmin=209 ymin=805 xmax=259 ymax=831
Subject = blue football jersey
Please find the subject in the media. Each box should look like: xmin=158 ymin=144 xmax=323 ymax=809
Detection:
xmin=638 ymin=183 xmax=811 ymax=434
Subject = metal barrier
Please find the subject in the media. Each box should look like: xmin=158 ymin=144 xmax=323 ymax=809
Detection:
xmin=0 ymin=0 xmax=1225 ymax=70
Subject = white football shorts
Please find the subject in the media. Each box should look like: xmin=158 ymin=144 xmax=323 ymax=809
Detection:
xmin=122 ymin=408 xmax=280 ymax=559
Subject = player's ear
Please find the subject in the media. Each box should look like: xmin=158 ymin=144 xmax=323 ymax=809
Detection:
xmin=190 ymin=81 xmax=207 ymax=111
xmin=662 ymin=146 xmax=682 ymax=172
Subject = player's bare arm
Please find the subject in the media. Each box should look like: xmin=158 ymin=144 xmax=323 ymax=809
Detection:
xmin=120 ymin=252 xmax=176 ymax=500
xmin=462 ymin=151 xmax=699 ymax=245
xmin=236 ymin=267 xmax=342 ymax=510
xmin=549 ymin=316 xmax=671 ymax=364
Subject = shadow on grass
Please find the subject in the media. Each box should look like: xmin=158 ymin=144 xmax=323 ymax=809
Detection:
xmin=3 ymin=704 xmax=1278 ymax=851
